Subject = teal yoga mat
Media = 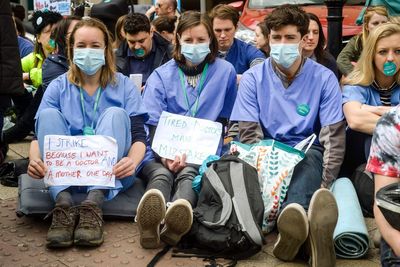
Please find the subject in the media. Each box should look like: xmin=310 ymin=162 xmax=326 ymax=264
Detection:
xmin=331 ymin=177 xmax=370 ymax=259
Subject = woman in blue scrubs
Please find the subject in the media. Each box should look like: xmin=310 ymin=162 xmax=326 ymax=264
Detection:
xmin=137 ymin=11 xmax=237 ymax=249
xmin=342 ymin=23 xmax=400 ymax=216
xmin=27 ymin=18 xmax=148 ymax=248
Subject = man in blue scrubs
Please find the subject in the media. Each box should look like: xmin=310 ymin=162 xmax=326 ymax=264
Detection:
xmin=230 ymin=5 xmax=345 ymax=267
xmin=115 ymin=13 xmax=172 ymax=88
xmin=209 ymin=4 xmax=265 ymax=80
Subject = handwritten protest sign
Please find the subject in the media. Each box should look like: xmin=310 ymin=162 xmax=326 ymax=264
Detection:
xmin=152 ymin=112 xmax=222 ymax=165
xmin=34 ymin=0 xmax=71 ymax=15
xmin=43 ymin=135 xmax=117 ymax=187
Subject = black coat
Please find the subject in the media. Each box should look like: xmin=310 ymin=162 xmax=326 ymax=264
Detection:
xmin=0 ymin=0 xmax=24 ymax=108
xmin=115 ymin=31 xmax=172 ymax=77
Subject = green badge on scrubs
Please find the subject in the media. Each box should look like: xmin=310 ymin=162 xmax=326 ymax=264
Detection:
xmin=297 ymin=104 xmax=310 ymax=116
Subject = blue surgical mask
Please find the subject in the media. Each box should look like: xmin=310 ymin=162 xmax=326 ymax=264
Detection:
xmin=270 ymin=43 xmax=300 ymax=69
xmin=73 ymin=48 xmax=105 ymax=76
xmin=383 ymin=61 xmax=397 ymax=77
xmin=134 ymin=48 xmax=145 ymax=57
xmin=181 ymin=42 xmax=210 ymax=64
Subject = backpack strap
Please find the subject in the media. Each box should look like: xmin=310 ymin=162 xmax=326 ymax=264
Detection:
xmin=201 ymin=166 xmax=233 ymax=227
xmin=230 ymin=162 xmax=264 ymax=246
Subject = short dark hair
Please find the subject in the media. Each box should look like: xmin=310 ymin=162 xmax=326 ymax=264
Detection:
xmin=14 ymin=17 xmax=26 ymax=37
xmin=152 ymin=15 xmax=177 ymax=34
xmin=124 ymin=13 xmax=151 ymax=35
xmin=264 ymin=5 xmax=309 ymax=37
xmin=209 ymin=4 xmax=239 ymax=27
xmin=173 ymin=11 xmax=218 ymax=64
xmin=169 ymin=0 xmax=177 ymax=11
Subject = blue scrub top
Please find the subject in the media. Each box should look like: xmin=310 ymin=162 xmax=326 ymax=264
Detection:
xmin=143 ymin=58 xmax=237 ymax=155
xmin=18 ymin=36 xmax=34 ymax=58
xmin=230 ymin=58 xmax=344 ymax=147
xmin=225 ymin=38 xmax=265 ymax=74
xmin=37 ymin=72 xmax=148 ymax=134
xmin=143 ymin=58 xmax=237 ymax=125
xmin=342 ymin=84 xmax=400 ymax=106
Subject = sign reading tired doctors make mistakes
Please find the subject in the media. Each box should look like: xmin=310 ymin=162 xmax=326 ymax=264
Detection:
xmin=152 ymin=111 xmax=222 ymax=165
xmin=43 ymin=135 xmax=118 ymax=187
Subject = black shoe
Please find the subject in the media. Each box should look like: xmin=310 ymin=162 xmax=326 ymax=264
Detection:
xmin=74 ymin=202 xmax=104 ymax=246
xmin=45 ymin=205 xmax=76 ymax=248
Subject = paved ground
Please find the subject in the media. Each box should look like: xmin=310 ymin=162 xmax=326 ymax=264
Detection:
xmin=0 ymin=140 xmax=381 ymax=266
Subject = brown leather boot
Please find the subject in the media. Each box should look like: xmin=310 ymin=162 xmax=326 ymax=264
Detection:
xmin=45 ymin=205 xmax=76 ymax=248
xmin=74 ymin=202 xmax=104 ymax=246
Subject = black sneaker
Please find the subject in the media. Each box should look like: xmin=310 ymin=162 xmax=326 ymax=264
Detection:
xmin=74 ymin=202 xmax=104 ymax=246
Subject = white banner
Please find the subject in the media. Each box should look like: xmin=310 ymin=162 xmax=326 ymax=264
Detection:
xmin=151 ymin=111 xmax=222 ymax=165
xmin=34 ymin=0 xmax=71 ymax=15
xmin=43 ymin=135 xmax=118 ymax=187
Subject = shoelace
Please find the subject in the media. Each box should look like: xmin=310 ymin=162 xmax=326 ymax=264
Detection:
xmin=77 ymin=204 xmax=104 ymax=227
xmin=44 ymin=206 xmax=75 ymax=227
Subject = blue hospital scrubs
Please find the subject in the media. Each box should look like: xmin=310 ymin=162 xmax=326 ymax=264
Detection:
xmin=143 ymin=58 xmax=237 ymax=129
xmin=225 ymin=38 xmax=265 ymax=74
xmin=343 ymin=84 xmax=400 ymax=106
xmin=35 ymin=72 xmax=150 ymax=201
xmin=230 ymin=58 xmax=343 ymax=146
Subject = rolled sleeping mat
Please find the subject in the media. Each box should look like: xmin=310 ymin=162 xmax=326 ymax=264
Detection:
xmin=331 ymin=177 xmax=369 ymax=258
xmin=376 ymin=182 xmax=400 ymax=231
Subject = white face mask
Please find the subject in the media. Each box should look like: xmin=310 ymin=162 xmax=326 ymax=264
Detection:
xmin=269 ymin=43 xmax=300 ymax=69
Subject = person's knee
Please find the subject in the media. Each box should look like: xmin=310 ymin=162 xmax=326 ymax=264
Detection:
xmin=102 ymin=107 xmax=128 ymax=119
xmin=37 ymin=108 xmax=63 ymax=121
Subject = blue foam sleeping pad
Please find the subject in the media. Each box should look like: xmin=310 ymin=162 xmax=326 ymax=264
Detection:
xmin=331 ymin=177 xmax=370 ymax=259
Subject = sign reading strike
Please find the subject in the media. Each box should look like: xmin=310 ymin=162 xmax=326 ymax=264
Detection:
xmin=34 ymin=0 xmax=71 ymax=15
xmin=152 ymin=112 xmax=222 ymax=165
xmin=43 ymin=135 xmax=118 ymax=187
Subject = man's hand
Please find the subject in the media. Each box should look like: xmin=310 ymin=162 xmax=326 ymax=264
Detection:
xmin=113 ymin=157 xmax=136 ymax=179
xmin=145 ymin=5 xmax=156 ymax=18
xmin=28 ymin=158 xmax=47 ymax=179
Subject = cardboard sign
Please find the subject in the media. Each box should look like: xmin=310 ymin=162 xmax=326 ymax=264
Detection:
xmin=34 ymin=0 xmax=71 ymax=15
xmin=151 ymin=111 xmax=222 ymax=165
xmin=43 ymin=135 xmax=118 ymax=187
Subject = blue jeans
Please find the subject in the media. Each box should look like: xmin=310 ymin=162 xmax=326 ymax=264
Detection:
xmin=281 ymin=145 xmax=323 ymax=211
xmin=381 ymin=238 xmax=400 ymax=266
xmin=35 ymin=107 xmax=137 ymax=201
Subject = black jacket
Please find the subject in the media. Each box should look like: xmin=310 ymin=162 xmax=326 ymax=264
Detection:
xmin=115 ymin=32 xmax=172 ymax=77
xmin=0 ymin=0 xmax=24 ymax=104
xmin=42 ymin=54 xmax=69 ymax=91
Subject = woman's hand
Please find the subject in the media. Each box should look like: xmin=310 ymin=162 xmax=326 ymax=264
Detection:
xmin=28 ymin=158 xmax=47 ymax=179
xmin=22 ymin=72 xmax=30 ymax=81
xmin=113 ymin=157 xmax=136 ymax=179
xmin=161 ymin=154 xmax=187 ymax=173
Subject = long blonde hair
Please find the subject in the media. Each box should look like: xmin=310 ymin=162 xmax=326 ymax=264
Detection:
xmin=344 ymin=23 xmax=400 ymax=86
xmin=67 ymin=18 xmax=116 ymax=88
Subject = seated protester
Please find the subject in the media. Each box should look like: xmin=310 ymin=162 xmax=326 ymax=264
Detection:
xmin=13 ymin=16 xmax=34 ymax=58
xmin=341 ymin=23 xmax=400 ymax=214
xmin=151 ymin=15 xmax=177 ymax=43
xmin=113 ymin=14 xmax=127 ymax=50
xmin=209 ymin=4 xmax=265 ymax=80
xmin=254 ymin=21 xmax=269 ymax=57
xmin=137 ymin=11 xmax=237 ymax=249
xmin=366 ymin=108 xmax=400 ymax=266
xmin=337 ymin=6 xmax=388 ymax=76
xmin=230 ymin=5 xmax=345 ymax=266
xmin=27 ymin=18 xmax=148 ymax=248
xmin=115 ymin=13 xmax=172 ymax=87
xmin=303 ymin=13 xmax=339 ymax=79
xmin=4 ymin=10 xmax=62 ymax=145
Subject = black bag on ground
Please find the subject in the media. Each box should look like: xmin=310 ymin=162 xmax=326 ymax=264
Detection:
xmin=180 ymin=155 xmax=265 ymax=260
xmin=350 ymin=163 xmax=374 ymax=218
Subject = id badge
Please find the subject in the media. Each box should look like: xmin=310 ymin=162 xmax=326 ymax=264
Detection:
xmin=83 ymin=126 xmax=95 ymax=136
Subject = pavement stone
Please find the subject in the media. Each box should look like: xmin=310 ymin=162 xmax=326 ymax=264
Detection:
xmin=0 ymin=142 xmax=381 ymax=266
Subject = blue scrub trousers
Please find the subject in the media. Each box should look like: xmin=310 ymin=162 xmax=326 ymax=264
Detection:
xmin=281 ymin=145 xmax=324 ymax=211
xmin=381 ymin=238 xmax=400 ymax=266
xmin=35 ymin=107 xmax=137 ymax=201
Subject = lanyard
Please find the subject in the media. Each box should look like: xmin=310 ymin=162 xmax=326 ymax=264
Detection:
xmin=178 ymin=63 xmax=209 ymax=117
xmin=79 ymin=87 xmax=102 ymax=129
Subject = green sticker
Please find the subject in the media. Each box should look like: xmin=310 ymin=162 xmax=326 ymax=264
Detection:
xmin=296 ymin=104 xmax=310 ymax=116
